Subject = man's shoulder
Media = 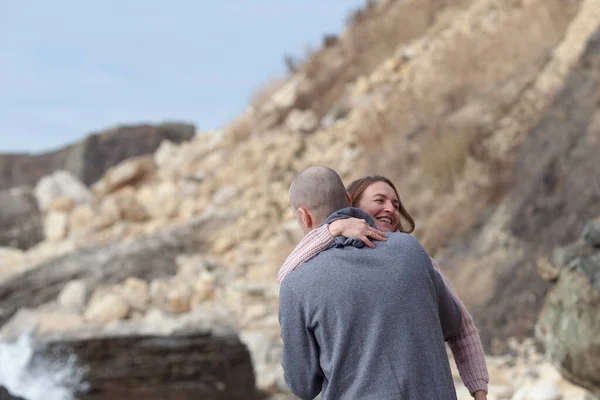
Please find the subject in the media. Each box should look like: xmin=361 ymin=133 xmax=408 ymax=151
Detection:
xmin=378 ymin=232 xmax=432 ymax=265
xmin=383 ymin=231 xmax=422 ymax=247
xmin=282 ymin=247 xmax=346 ymax=294
xmin=282 ymin=258 xmax=324 ymax=287
xmin=279 ymin=263 xmax=326 ymax=305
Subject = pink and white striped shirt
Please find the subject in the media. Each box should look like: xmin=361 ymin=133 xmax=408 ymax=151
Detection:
xmin=278 ymin=224 xmax=489 ymax=395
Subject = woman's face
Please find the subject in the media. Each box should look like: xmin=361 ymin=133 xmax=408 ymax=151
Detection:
xmin=356 ymin=181 xmax=401 ymax=232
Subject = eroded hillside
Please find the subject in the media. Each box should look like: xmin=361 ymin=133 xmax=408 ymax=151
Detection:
xmin=2 ymin=0 xmax=600 ymax=398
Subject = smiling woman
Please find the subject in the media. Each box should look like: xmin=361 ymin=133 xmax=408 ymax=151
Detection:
xmin=346 ymin=175 xmax=415 ymax=233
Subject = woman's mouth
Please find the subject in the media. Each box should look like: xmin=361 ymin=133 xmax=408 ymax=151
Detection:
xmin=376 ymin=216 xmax=394 ymax=227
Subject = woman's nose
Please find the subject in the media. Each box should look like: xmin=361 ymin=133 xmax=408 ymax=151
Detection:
xmin=383 ymin=201 xmax=395 ymax=212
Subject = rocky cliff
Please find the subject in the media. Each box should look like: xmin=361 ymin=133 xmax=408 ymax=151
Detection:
xmin=1 ymin=0 xmax=600 ymax=399
xmin=0 ymin=311 xmax=257 ymax=400
xmin=536 ymin=218 xmax=600 ymax=398
xmin=0 ymin=123 xmax=194 ymax=191
xmin=440 ymin=19 xmax=600 ymax=351
xmin=0 ymin=188 xmax=43 ymax=250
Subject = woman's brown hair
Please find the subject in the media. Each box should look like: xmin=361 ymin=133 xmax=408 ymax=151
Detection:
xmin=347 ymin=176 xmax=415 ymax=234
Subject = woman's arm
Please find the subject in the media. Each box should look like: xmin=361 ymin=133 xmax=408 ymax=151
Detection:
xmin=277 ymin=224 xmax=335 ymax=283
xmin=277 ymin=219 xmax=386 ymax=283
xmin=430 ymin=258 xmax=489 ymax=396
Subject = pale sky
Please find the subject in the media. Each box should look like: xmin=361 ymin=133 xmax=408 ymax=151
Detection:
xmin=0 ymin=0 xmax=365 ymax=153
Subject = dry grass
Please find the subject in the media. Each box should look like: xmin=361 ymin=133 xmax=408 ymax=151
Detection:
xmin=224 ymin=113 xmax=254 ymax=143
xmin=353 ymin=0 xmax=576 ymax=176
xmin=248 ymin=77 xmax=287 ymax=112
xmin=420 ymin=123 xmax=483 ymax=192
xmin=294 ymin=0 xmax=467 ymax=119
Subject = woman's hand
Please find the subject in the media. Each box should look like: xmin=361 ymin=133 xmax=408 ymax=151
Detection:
xmin=328 ymin=218 xmax=387 ymax=248
xmin=473 ymin=391 xmax=487 ymax=400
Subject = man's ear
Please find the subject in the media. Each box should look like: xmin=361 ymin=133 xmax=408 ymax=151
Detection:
xmin=298 ymin=207 xmax=313 ymax=231
xmin=345 ymin=192 xmax=352 ymax=207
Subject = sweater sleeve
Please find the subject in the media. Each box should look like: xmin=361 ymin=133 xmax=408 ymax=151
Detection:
xmin=430 ymin=258 xmax=489 ymax=395
xmin=277 ymin=224 xmax=335 ymax=283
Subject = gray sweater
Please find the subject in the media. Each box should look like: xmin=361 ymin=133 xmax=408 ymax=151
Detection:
xmin=279 ymin=208 xmax=462 ymax=400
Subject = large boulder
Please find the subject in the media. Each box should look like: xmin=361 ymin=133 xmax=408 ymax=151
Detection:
xmin=0 ymin=388 xmax=23 ymax=400
xmin=536 ymin=219 xmax=600 ymax=397
xmin=0 ymin=310 xmax=257 ymax=400
xmin=0 ymin=187 xmax=43 ymax=250
xmin=34 ymin=171 xmax=91 ymax=213
xmin=92 ymin=155 xmax=155 ymax=196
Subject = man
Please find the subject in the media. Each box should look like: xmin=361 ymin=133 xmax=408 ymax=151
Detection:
xmin=279 ymin=166 xmax=463 ymax=400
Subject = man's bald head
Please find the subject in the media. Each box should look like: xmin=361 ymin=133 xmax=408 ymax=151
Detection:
xmin=290 ymin=166 xmax=350 ymax=227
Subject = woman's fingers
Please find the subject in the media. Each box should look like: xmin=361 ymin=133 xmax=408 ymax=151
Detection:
xmin=375 ymin=231 xmax=387 ymax=241
xmin=337 ymin=218 xmax=388 ymax=244
xmin=361 ymin=236 xmax=376 ymax=248
xmin=366 ymin=229 xmax=387 ymax=241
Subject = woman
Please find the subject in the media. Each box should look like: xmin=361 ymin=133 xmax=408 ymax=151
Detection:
xmin=278 ymin=176 xmax=489 ymax=399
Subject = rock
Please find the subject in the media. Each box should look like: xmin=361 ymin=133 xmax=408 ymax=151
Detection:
xmin=285 ymin=109 xmax=319 ymax=133
xmin=512 ymin=384 xmax=562 ymax=400
xmin=34 ymin=170 xmax=91 ymax=212
xmin=322 ymin=100 xmax=353 ymax=127
xmin=97 ymin=186 xmax=148 ymax=227
xmin=84 ymin=292 xmax=129 ymax=324
xmin=36 ymin=311 xmax=85 ymax=335
xmin=191 ymin=272 xmax=216 ymax=305
xmin=0 ymin=187 xmax=43 ymax=250
xmin=148 ymin=279 xmax=169 ymax=308
xmin=68 ymin=203 xmax=96 ymax=233
xmin=167 ymin=296 xmax=191 ymax=314
xmin=98 ymin=155 xmax=155 ymax=195
xmin=242 ymin=303 xmax=269 ymax=325
xmin=536 ymin=227 xmax=600 ymax=395
xmin=0 ymin=247 xmax=24 ymax=269
xmin=175 ymin=253 xmax=215 ymax=278
xmin=0 ymin=240 xmax=77 ymax=283
xmin=257 ymin=74 xmax=312 ymax=130
xmin=43 ymin=211 xmax=69 ymax=241
xmin=537 ymin=256 xmax=561 ymax=283
xmin=240 ymin=330 xmax=273 ymax=371
xmin=0 ymin=211 xmax=238 ymax=327
xmin=246 ymin=262 xmax=279 ymax=283
xmin=153 ymin=140 xmax=180 ymax=169
xmin=166 ymin=280 xmax=193 ymax=314
xmin=0 ymin=387 xmax=24 ymax=400
xmin=57 ymin=280 xmax=87 ymax=313
xmin=0 ymin=309 xmax=257 ymax=400
xmin=0 ymin=306 xmax=83 ymax=342
xmin=213 ymin=237 xmax=235 ymax=255
xmin=489 ymin=384 xmax=515 ymax=399
xmin=47 ymin=195 xmax=75 ymax=213
xmin=551 ymin=240 xmax=597 ymax=267
xmin=119 ymin=277 xmax=149 ymax=311
xmin=135 ymin=181 xmax=182 ymax=219
xmin=254 ymin=364 xmax=285 ymax=393
xmin=0 ymin=309 xmax=39 ymax=342
xmin=212 ymin=185 xmax=240 ymax=206
xmin=454 ymin=383 xmax=472 ymax=399
xmin=582 ymin=218 xmax=600 ymax=247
